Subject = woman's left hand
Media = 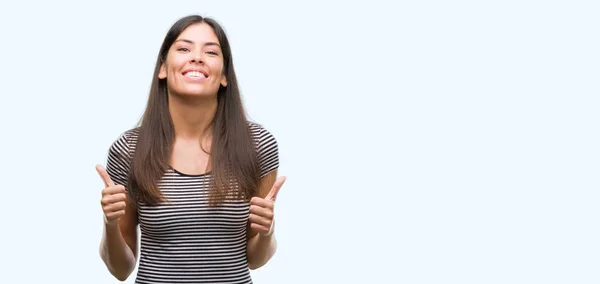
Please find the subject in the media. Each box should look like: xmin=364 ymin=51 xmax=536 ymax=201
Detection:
xmin=249 ymin=176 xmax=287 ymax=236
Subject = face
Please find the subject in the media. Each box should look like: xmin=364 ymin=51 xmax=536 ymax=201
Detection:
xmin=158 ymin=22 xmax=228 ymax=98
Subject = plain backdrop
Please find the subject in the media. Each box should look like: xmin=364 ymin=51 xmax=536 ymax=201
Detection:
xmin=0 ymin=1 xmax=598 ymax=283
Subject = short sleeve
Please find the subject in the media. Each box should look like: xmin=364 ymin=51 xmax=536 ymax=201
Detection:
xmin=106 ymin=131 xmax=132 ymax=188
xmin=257 ymin=126 xmax=279 ymax=179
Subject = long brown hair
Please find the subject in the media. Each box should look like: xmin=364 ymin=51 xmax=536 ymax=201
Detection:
xmin=127 ymin=15 xmax=260 ymax=206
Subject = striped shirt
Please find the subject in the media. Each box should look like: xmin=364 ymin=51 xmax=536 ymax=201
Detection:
xmin=105 ymin=122 xmax=279 ymax=284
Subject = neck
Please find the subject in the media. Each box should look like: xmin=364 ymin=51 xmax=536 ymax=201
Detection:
xmin=168 ymin=93 xmax=218 ymax=140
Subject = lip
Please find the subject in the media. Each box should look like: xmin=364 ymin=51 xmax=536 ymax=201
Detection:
xmin=181 ymin=69 xmax=208 ymax=83
xmin=182 ymin=69 xmax=208 ymax=77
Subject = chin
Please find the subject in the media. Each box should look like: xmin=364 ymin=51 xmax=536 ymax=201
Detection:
xmin=173 ymin=88 xmax=218 ymax=98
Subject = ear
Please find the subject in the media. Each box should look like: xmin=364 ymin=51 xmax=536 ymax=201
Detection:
xmin=220 ymin=75 xmax=228 ymax=87
xmin=158 ymin=63 xmax=167 ymax=79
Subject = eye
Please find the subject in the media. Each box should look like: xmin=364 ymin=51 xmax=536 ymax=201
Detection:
xmin=177 ymin=47 xmax=190 ymax=52
xmin=206 ymin=51 xmax=219 ymax=56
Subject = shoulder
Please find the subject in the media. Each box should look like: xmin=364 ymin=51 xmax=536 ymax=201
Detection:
xmin=119 ymin=127 xmax=141 ymax=145
xmin=247 ymin=121 xmax=280 ymax=178
xmin=248 ymin=121 xmax=277 ymax=147
xmin=106 ymin=127 xmax=140 ymax=186
xmin=109 ymin=127 xmax=141 ymax=159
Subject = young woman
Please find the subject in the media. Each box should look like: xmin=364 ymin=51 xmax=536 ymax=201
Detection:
xmin=96 ymin=15 xmax=285 ymax=283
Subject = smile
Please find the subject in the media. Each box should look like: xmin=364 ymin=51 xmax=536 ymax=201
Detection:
xmin=182 ymin=69 xmax=208 ymax=79
xmin=184 ymin=71 xmax=207 ymax=78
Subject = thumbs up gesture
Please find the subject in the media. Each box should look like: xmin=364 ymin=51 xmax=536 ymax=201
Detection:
xmin=249 ymin=176 xmax=286 ymax=236
xmin=96 ymin=164 xmax=127 ymax=226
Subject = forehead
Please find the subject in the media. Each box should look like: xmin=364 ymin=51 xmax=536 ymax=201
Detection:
xmin=176 ymin=22 xmax=220 ymax=44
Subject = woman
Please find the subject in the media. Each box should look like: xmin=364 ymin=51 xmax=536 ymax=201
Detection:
xmin=96 ymin=15 xmax=285 ymax=283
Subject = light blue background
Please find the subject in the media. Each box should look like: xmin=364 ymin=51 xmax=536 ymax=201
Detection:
xmin=0 ymin=1 xmax=598 ymax=283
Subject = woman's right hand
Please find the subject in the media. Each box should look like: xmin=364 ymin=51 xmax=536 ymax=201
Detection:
xmin=96 ymin=165 xmax=127 ymax=226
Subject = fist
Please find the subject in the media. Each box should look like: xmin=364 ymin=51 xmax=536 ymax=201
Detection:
xmin=96 ymin=164 xmax=127 ymax=226
xmin=249 ymin=176 xmax=286 ymax=236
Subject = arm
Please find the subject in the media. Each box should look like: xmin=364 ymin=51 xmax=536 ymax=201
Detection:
xmin=98 ymin=132 xmax=138 ymax=280
xmin=247 ymin=170 xmax=280 ymax=270
xmin=99 ymin=197 xmax=139 ymax=281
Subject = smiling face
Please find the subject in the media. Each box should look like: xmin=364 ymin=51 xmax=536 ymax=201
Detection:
xmin=158 ymin=22 xmax=228 ymax=98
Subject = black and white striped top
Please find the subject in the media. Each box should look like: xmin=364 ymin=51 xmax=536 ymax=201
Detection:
xmin=105 ymin=122 xmax=279 ymax=284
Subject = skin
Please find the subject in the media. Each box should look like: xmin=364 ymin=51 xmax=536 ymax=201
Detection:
xmin=98 ymin=22 xmax=286 ymax=281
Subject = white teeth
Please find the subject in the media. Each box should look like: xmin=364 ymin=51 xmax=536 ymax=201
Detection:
xmin=185 ymin=71 xmax=206 ymax=78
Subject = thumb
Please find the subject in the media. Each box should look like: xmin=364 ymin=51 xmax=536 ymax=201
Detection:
xmin=96 ymin=164 xmax=115 ymax=188
xmin=266 ymin=176 xmax=287 ymax=201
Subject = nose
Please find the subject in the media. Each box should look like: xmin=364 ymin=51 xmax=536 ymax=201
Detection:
xmin=190 ymin=52 xmax=204 ymax=64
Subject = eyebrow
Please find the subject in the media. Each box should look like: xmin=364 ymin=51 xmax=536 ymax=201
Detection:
xmin=174 ymin=39 xmax=221 ymax=48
